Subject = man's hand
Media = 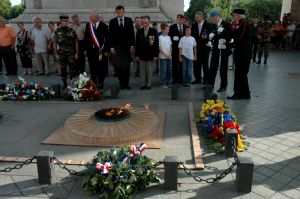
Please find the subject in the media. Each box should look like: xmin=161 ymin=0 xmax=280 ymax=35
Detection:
xmin=75 ymin=53 xmax=78 ymax=60
xmin=153 ymin=57 xmax=158 ymax=63
xmin=179 ymin=57 xmax=182 ymax=63
xmin=55 ymin=54 xmax=60 ymax=61
xmin=104 ymin=52 xmax=109 ymax=57
xmin=194 ymin=56 xmax=197 ymax=61
xmin=136 ymin=56 xmax=140 ymax=62
xmin=130 ymin=46 xmax=135 ymax=53
xmin=110 ymin=48 xmax=116 ymax=54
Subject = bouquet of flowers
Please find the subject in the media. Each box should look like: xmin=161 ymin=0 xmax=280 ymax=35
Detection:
xmin=198 ymin=99 xmax=249 ymax=153
xmin=65 ymin=72 xmax=102 ymax=101
xmin=82 ymin=143 xmax=161 ymax=199
xmin=0 ymin=77 xmax=55 ymax=101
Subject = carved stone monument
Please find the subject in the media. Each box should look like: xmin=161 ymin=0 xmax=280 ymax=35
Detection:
xmin=12 ymin=0 xmax=184 ymax=24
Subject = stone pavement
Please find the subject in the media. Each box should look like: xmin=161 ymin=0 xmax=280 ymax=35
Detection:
xmin=0 ymin=50 xmax=300 ymax=198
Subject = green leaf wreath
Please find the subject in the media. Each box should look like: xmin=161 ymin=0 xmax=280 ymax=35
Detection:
xmin=82 ymin=143 xmax=161 ymax=199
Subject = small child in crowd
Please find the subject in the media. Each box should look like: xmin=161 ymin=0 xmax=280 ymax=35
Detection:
xmin=158 ymin=23 xmax=172 ymax=88
xmin=178 ymin=26 xmax=197 ymax=87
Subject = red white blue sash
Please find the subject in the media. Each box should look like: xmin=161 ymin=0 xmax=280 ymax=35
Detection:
xmin=89 ymin=22 xmax=103 ymax=49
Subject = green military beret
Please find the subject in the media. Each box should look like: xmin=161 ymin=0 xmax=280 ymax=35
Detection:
xmin=60 ymin=14 xmax=69 ymax=20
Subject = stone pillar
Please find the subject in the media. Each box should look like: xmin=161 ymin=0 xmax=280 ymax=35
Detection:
xmin=281 ymin=0 xmax=292 ymax=20
xmin=33 ymin=0 xmax=42 ymax=9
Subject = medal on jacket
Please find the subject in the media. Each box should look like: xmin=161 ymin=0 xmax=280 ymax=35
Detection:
xmin=99 ymin=49 xmax=102 ymax=61
xmin=149 ymin=36 xmax=154 ymax=45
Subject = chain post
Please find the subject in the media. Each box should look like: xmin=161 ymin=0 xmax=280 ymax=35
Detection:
xmin=225 ymin=128 xmax=238 ymax=157
xmin=164 ymin=156 xmax=179 ymax=190
xmin=37 ymin=151 xmax=56 ymax=184
xmin=236 ymin=156 xmax=254 ymax=193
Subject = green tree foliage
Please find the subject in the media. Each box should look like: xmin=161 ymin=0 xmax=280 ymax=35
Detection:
xmin=0 ymin=0 xmax=25 ymax=20
xmin=185 ymin=0 xmax=282 ymax=21
xmin=233 ymin=0 xmax=282 ymax=20
xmin=185 ymin=0 xmax=233 ymax=20
xmin=0 ymin=0 xmax=12 ymax=19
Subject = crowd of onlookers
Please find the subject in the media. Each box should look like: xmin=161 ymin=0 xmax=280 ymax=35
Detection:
xmin=1 ymin=7 xmax=300 ymax=99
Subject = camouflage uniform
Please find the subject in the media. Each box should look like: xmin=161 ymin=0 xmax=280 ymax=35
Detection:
xmin=258 ymin=22 xmax=272 ymax=64
xmin=53 ymin=26 xmax=78 ymax=83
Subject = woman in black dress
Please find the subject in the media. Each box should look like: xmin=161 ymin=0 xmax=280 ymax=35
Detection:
xmin=16 ymin=21 xmax=33 ymax=75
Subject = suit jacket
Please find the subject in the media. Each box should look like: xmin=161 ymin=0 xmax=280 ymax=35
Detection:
xmin=84 ymin=21 xmax=109 ymax=53
xmin=109 ymin=16 xmax=135 ymax=51
xmin=169 ymin=23 xmax=186 ymax=54
xmin=135 ymin=27 xmax=159 ymax=61
xmin=192 ymin=21 xmax=212 ymax=52
xmin=233 ymin=19 xmax=252 ymax=61
xmin=210 ymin=20 xmax=232 ymax=54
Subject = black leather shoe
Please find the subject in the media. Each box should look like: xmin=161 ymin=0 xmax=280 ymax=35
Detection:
xmin=257 ymin=60 xmax=261 ymax=64
xmin=146 ymin=86 xmax=151 ymax=90
xmin=263 ymin=60 xmax=267 ymax=64
xmin=125 ymin=86 xmax=131 ymax=90
xmin=217 ymin=88 xmax=226 ymax=92
xmin=140 ymin=86 xmax=147 ymax=90
xmin=227 ymin=95 xmax=240 ymax=100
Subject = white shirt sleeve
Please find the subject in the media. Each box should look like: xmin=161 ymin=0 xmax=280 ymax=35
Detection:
xmin=159 ymin=36 xmax=162 ymax=47
xmin=178 ymin=38 xmax=183 ymax=48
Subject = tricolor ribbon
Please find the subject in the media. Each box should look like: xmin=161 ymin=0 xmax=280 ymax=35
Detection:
xmin=122 ymin=143 xmax=148 ymax=163
xmin=89 ymin=22 xmax=104 ymax=61
xmin=96 ymin=162 xmax=112 ymax=174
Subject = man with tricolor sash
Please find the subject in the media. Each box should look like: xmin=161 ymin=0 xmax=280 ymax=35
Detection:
xmin=84 ymin=10 xmax=109 ymax=89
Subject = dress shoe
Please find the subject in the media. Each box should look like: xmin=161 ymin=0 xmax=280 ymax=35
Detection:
xmin=263 ymin=60 xmax=267 ymax=64
xmin=35 ymin=72 xmax=44 ymax=76
xmin=140 ymin=86 xmax=147 ymax=90
xmin=125 ymin=86 xmax=131 ymax=90
xmin=256 ymin=60 xmax=261 ymax=64
xmin=217 ymin=88 xmax=226 ymax=92
xmin=191 ymin=80 xmax=201 ymax=84
xmin=146 ymin=86 xmax=151 ymax=90
xmin=227 ymin=95 xmax=239 ymax=100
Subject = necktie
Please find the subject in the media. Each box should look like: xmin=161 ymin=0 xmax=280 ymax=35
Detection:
xmin=144 ymin=28 xmax=148 ymax=37
xmin=93 ymin=23 xmax=96 ymax=29
xmin=179 ymin=25 xmax=183 ymax=36
xmin=119 ymin=18 xmax=123 ymax=28
xmin=199 ymin=24 xmax=202 ymax=35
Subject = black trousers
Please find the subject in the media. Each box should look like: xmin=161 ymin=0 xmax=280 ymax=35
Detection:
xmin=172 ymin=49 xmax=182 ymax=84
xmin=87 ymin=49 xmax=107 ymax=86
xmin=193 ymin=47 xmax=210 ymax=83
xmin=234 ymin=56 xmax=251 ymax=97
xmin=0 ymin=46 xmax=17 ymax=75
xmin=251 ymin=38 xmax=258 ymax=61
xmin=111 ymin=46 xmax=131 ymax=88
xmin=208 ymin=49 xmax=229 ymax=89
xmin=76 ymin=40 xmax=85 ymax=74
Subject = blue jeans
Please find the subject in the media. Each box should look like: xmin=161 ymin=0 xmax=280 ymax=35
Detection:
xmin=159 ymin=59 xmax=172 ymax=86
xmin=182 ymin=56 xmax=193 ymax=85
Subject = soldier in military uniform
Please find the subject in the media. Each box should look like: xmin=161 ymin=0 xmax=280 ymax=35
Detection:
xmin=257 ymin=16 xmax=272 ymax=64
xmin=53 ymin=14 xmax=79 ymax=88
xmin=228 ymin=9 xmax=252 ymax=100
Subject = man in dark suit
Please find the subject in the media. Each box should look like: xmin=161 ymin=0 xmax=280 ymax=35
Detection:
xmin=191 ymin=11 xmax=211 ymax=84
xmin=135 ymin=16 xmax=159 ymax=90
xmin=84 ymin=10 xmax=109 ymax=89
xmin=169 ymin=14 xmax=186 ymax=84
xmin=109 ymin=5 xmax=135 ymax=89
xmin=208 ymin=11 xmax=232 ymax=92
xmin=228 ymin=9 xmax=252 ymax=100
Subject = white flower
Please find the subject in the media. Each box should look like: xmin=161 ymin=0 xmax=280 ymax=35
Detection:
xmin=31 ymin=89 xmax=36 ymax=94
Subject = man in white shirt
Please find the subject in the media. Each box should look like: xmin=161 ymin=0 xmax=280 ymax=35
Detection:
xmin=286 ymin=20 xmax=296 ymax=49
xmin=31 ymin=17 xmax=51 ymax=75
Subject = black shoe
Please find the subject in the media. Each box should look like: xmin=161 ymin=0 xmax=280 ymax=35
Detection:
xmin=5 ymin=73 xmax=11 ymax=76
xmin=191 ymin=80 xmax=201 ymax=84
xmin=146 ymin=86 xmax=151 ymax=90
xmin=257 ymin=60 xmax=261 ymax=64
xmin=35 ymin=72 xmax=44 ymax=76
xmin=140 ymin=86 xmax=147 ymax=90
xmin=227 ymin=95 xmax=240 ymax=100
xmin=217 ymin=88 xmax=226 ymax=92
xmin=253 ymin=59 xmax=256 ymax=62
xmin=125 ymin=86 xmax=131 ymax=90
xmin=263 ymin=60 xmax=267 ymax=64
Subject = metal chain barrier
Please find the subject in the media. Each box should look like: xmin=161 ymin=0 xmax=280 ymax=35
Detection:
xmin=152 ymin=161 xmax=164 ymax=169
xmin=52 ymin=157 xmax=86 ymax=177
xmin=0 ymin=156 xmax=36 ymax=173
xmin=179 ymin=136 xmax=239 ymax=184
